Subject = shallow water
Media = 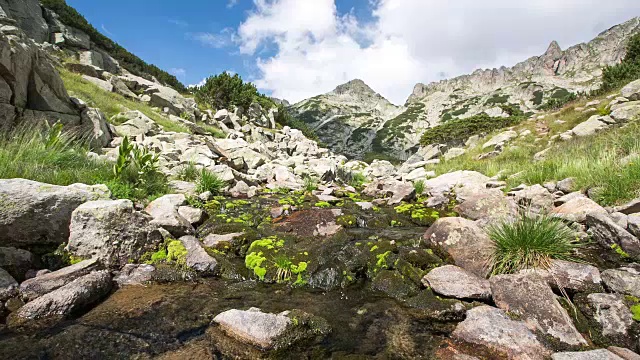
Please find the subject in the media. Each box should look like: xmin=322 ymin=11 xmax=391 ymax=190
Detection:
xmin=0 ymin=277 xmax=456 ymax=359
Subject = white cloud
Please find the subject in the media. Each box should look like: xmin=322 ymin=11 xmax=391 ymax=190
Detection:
xmin=100 ymin=24 xmax=114 ymax=37
xmin=170 ymin=68 xmax=186 ymax=78
xmin=237 ymin=0 xmax=640 ymax=104
xmin=188 ymin=78 xmax=207 ymax=88
xmin=189 ymin=29 xmax=234 ymax=48
xmin=227 ymin=0 xmax=239 ymax=9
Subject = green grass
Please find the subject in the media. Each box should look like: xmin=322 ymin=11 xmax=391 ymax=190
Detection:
xmin=413 ymin=179 xmax=425 ymax=195
xmin=177 ymin=162 xmax=199 ymax=182
xmin=59 ymin=68 xmax=189 ymax=133
xmin=196 ymin=168 xmax=226 ymax=194
xmin=0 ymin=125 xmax=167 ymax=202
xmin=433 ymin=92 xmax=640 ymax=206
xmin=488 ymin=212 xmax=582 ymax=275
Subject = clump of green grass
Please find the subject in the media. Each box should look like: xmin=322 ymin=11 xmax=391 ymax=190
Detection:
xmin=413 ymin=179 xmax=425 ymax=195
xmin=487 ymin=212 xmax=582 ymax=275
xmin=196 ymin=168 xmax=226 ymax=194
xmin=0 ymin=123 xmax=112 ymax=185
xmin=177 ymin=162 xmax=199 ymax=182
xmin=0 ymin=124 xmax=167 ymax=202
xmin=59 ymin=68 xmax=189 ymax=133
xmin=303 ymin=176 xmax=318 ymax=193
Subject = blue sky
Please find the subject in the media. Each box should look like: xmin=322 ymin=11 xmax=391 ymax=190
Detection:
xmin=67 ymin=0 xmax=640 ymax=104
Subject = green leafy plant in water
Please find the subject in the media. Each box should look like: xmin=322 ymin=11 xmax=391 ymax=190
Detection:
xmin=487 ymin=211 xmax=582 ymax=275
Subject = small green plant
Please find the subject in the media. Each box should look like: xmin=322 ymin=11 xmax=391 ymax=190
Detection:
xmin=414 ymin=179 xmax=425 ymax=195
xmin=113 ymin=136 xmax=134 ymax=178
xmin=314 ymin=201 xmax=331 ymax=208
xmin=303 ymin=176 xmax=318 ymax=193
xmin=487 ymin=212 xmax=582 ymax=275
xmin=177 ymin=162 xmax=199 ymax=182
xmin=274 ymin=255 xmax=293 ymax=282
xmin=180 ymin=111 xmax=191 ymax=120
xmin=597 ymin=104 xmax=612 ymax=116
xmin=196 ymin=168 xmax=226 ymax=194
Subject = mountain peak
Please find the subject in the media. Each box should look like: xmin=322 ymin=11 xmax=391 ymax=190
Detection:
xmin=544 ymin=40 xmax=563 ymax=58
xmin=332 ymin=79 xmax=376 ymax=96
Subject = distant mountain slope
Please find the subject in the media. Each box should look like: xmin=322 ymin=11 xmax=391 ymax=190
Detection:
xmin=288 ymin=79 xmax=404 ymax=159
xmin=296 ymin=17 xmax=640 ymax=160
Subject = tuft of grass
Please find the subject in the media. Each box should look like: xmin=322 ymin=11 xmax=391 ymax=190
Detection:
xmin=196 ymin=168 xmax=226 ymax=194
xmin=487 ymin=212 xmax=582 ymax=275
xmin=58 ymin=68 xmax=189 ymax=133
xmin=0 ymin=124 xmax=167 ymax=201
xmin=303 ymin=176 xmax=318 ymax=193
xmin=177 ymin=162 xmax=199 ymax=182
xmin=414 ymin=179 xmax=425 ymax=195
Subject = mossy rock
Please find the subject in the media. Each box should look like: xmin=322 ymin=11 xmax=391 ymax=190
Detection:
xmin=370 ymin=269 xmax=419 ymax=300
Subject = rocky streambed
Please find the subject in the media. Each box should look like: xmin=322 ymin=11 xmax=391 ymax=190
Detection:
xmin=1 ymin=174 xmax=640 ymax=359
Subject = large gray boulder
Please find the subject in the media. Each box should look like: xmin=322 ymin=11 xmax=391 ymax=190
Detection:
xmin=602 ymin=266 xmax=640 ymax=298
xmin=213 ymin=307 xmax=292 ymax=349
xmin=585 ymin=293 xmax=635 ymax=339
xmin=113 ymin=264 xmax=155 ymax=287
xmin=0 ymin=267 xmax=18 ymax=302
xmin=8 ymin=270 xmax=112 ymax=330
xmin=454 ymin=189 xmax=518 ymax=226
xmin=43 ymin=9 xmax=90 ymax=50
xmin=145 ymin=194 xmax=194 ymax=237
xmin=81 ymin=107 xmax=112 ymax=149
xmin=571 ymin=115 xmax=610 ymax=137
xmin=19 ymin=259 xmax=100 ymax=301
xmin=0 ymin=0 xmax=49 ymax=43
xmin=179 ymin=236 xmax=217 ymax=274
xmin=452 ymin=306 xmax=551 ymax=359
xmin=113 ymin=111 xmax=160 ymax=137
xmin=587 ymin=213 xmax=640 ymax=258
xmin=490 ymin=273 xmax=587 ymax=346
xmin=621 ymin=79 xmax=640 ymax=101
xmin=422 ymin=265 xmax=491 ymax=300
xmin=610 ymin=102 xmax=640 ymax=122
xmin=524 ymin=259 xmax=602 ymax=293
xmin=0 ymin=179 xmax=110 ymax=247
xmin=551 ymin=197 xmax=608 ymax=223
xmin=509 ymin=184 xmax=555 ymax=213
xmin=67 ymin=200 xmax=162 ymax=268
xmin=423 ymin=217 xmax=492 ymax=277
xmin=0 ymin=247 xmax=35 ymax=281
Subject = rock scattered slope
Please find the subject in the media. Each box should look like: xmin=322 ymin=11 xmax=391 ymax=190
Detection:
xmin=289 ymin=79 xmax=403 ymax=159
xmin=298 ymin=17 xmax=640 ymax=159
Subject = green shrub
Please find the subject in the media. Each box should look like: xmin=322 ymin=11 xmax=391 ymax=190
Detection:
xmin=193 ymin=72 xmax=271 ymax=111
xmin=274 ymin=104 xmax=320 ymax=142
xmin=487 ymin=212 xmax=582 ymax=275
xmin=420 ymin=113 xmax=524 ymax=146
xmin=40 ymin=0 xmax=186 ymax=92
xmin=600 ymin=33 xmax=640 ymax=92
xmin=538 ymin=92 xmax=577 ymax=111
xmin=196 ymin=168 xmax=226 ymax=194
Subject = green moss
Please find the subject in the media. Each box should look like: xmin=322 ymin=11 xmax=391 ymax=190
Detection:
xmin=314 ymin=201 xmax=331 ymax=208
xmin=336 ymin=214 xmax=357 ymax=227
xmin=631 ymin=304 xmax=640 ymax=321
xmin=69 ymin=255 xmax=84 ymax=265
xmin=611 ymin=244 xmax=630 ymax=258
xmin=248 ymin=237 xmax=285 ymax=252
xmin=167 ymin=240 xmax=188 ymax=265
xmin=150 ymin=248 xmax=168 ymax=263
xmin=376 ymin=251 xmax=392 ymax=269
xmin=245 ymin=251 xmax=268 ymax=280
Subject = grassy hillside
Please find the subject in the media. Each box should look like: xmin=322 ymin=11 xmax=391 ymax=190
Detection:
xmin=40 ymin=0 xmax=186 ymax=92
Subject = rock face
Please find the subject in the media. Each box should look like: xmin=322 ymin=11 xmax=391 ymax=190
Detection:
xmin=67 ymin=200 xmax=162 ymax=268
xmin=452 ymin=306 xmax=551 ymax=359
xmin=490 ymin=273 xmax=587 ymax=346
xmin=0 ymin=267 xmax=18 ymax=301
xmin=585 ymin=293 xmax=635 ymax=338
xmin=19 ymin=259 xmax=100 ymax=301
xmin=423 ymin=217 xmax=493 ymax=277
xmin=552 ymin=197 xmax=608 ymax=223
xmin=9 ymin=270 xmax=112 ymax=329
xmin=0 ymin=0 xmax=49 ymax=43
xmin=422 ymin=265 xmax=491 ymax=300
xmin=0 ymin=179 xmax=109 ymax=247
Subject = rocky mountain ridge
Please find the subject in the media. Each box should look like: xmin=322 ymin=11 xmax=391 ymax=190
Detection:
xmin=289 ymin=79 xmax=404 ymax=159
xmin=297 ymin=17 xmax=640 ymax=159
